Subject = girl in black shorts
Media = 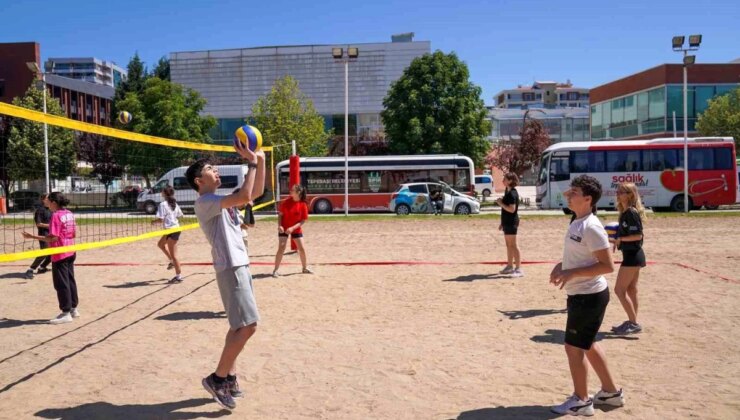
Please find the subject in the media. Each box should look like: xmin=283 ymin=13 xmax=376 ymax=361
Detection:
xmin=496 ymin=172 xmax=522 ymax=277
xmin=612 ymin=182 xmax=646 ymax=335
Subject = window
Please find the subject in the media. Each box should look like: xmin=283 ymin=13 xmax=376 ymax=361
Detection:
xmin=173 ymin=177 xmax=190 ymax=190
xmin=642 ymin=149 xmax=678 ymax=171
xmin=220 ymin=175 xmax=238 ymax=189
xmin=152 ymin=179 xmax=169 ymax=193
xmin=522 ymin=92 xmax=535 ymax=101
xmin=667 ymin=85 xmax=694 ymax=118
xmin=695 ymin=86 xmax=715 ymax=115
xmin=607 ymin=150 xmax=642 ymax=172
xmin=648 ymin=88 xmax=665 ymax=119
xmin=570 ymin=151 xmax=606 ymax=173
xmin=567 ymin=92 xmax=579 ymax=101
xmin=715 ymin=148 xmax=734 ymax=170
xmin=550 ymin=154 xmax=570 ymax=181
xmin=408 ymin=184 xmax=428 ymax=194
xmin=676 ymin=148 xmax=716 ymax=170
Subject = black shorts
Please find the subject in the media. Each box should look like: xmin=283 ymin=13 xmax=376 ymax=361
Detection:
xmin=621 ymin=248 xmax=646 ymax=267
xmin=164 ymin=232 xmax=181 ymax=241
xmin=565 ymin=288 xmax=610 ymax=350
xmin=279 ymin=232 xmax=303 ymax=239
xmin=502 ymin=222 xmax=519 ymax=235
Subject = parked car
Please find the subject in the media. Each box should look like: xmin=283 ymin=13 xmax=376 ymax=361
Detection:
xmin=474 ymin=174 xmax=494 ymax=198
xmin=9 ymin=190 xmax=41 ymax=211
xmin=390 ymin=182 xmax=480 ymax=215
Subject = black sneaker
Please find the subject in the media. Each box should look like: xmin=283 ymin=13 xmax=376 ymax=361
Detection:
xmin=36 ymin=267 xmax=49 ymax=274
xmin=202 ymin=374 xmax=236 ymax=410
xmin=227 ymin=377 xmax=244 ymax=398
xmin=24 ymin=269 xmax=34 ymax=280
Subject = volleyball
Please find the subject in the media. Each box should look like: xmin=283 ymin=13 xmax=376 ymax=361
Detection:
xmin=604 ymin=222 xmax=619 ymax=241
xmin=234 ymin=124 xmax=262 ymax=152
xmin=118 ymin=111 xmax=132 ymax=125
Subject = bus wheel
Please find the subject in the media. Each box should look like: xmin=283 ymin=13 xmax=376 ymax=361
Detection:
xmin=396 ymin=204 xmax=410 ymax=215
xmin=313 ymin=199 xmax=333 ymax=214
xmin=670 ymin=195 xmax=693 ymax=212
xmin=455 ymin=203 xmax=471 ymax=215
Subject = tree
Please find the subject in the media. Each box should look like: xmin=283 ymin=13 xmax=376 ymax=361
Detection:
xmin=696 ymin=87 xmax=740 ymax=150
xmin=114 ymin=53 xmax=147 ymax=104
xmin=5 ymin=85 xmax=76 ymax=192
xmin=250 ymin=76 xmax=330 ymax=164
xmin=486 ymin=119 xmax=551 ymax=176
xmin=152 ymin=57 xmax=170 ymax=81
xmin=114 ymin=77 xmax=216 ymax=186
xmin=76 ymin=134 xmax=122 ymax=207
xmin=381 ymin=51 xmax=491 ymax=166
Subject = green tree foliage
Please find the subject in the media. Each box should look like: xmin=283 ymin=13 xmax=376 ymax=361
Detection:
xmin=381 ymin=51 xmax=491 ymax=166
xmin=250 ymin=76 xmax=330 ymax=164
xmin=696 ymin=87 xmax=740 ymax=151
xmin=114 ymin=77 xmax=216 ymax=186
xmin=5 ymin=85 xmax=76 ymax=191
xmin=152 ymin=57 xmax=170 ymax=81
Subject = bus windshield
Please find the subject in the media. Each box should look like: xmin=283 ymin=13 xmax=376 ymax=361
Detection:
xmin=536 ymin=153 xmax=550 ymax=186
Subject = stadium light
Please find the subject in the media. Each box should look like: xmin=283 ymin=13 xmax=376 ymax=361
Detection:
xmin=672 ymin=36 xmax=685 ymax=50
xmin=332 ymin=47 xmax=359 ymax=216
xmin=688 ymin=34 xmax=702 ymax=48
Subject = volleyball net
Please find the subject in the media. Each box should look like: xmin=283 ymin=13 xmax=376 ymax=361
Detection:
xmin=0 ymin=101 xmax=277 ymax=263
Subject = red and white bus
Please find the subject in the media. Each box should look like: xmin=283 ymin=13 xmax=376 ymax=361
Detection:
xmin=276 ymin=154 xmax=475 ymax=213
xmin=536 ymin=137 xmax=737 ymax=212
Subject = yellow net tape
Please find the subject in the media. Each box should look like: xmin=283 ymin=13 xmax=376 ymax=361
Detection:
xmin=0 ymin=102 xmax=278 ymax=263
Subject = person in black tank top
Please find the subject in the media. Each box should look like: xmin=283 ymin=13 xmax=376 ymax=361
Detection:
xmin=612 ymin=182 xmax=646 ymax=335
xmin=496 ymin=172 xmax=522 ymax=277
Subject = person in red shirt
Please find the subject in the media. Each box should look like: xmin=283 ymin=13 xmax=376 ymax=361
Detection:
xmin=272 ymin=184 xmax=312 ymax=277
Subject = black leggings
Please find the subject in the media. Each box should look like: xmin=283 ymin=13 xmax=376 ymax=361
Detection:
xmin=30 ymin=241 xmax=51 ymax=270
xmin=52 ymin=255 xmax=78 ymax=312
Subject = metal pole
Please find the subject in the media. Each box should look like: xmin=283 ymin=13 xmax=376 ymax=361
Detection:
xmin=42 ymin=72 xmax=50 ymax=194
xmin=344 ymin=58 xmax=349 ymax=217
xmin=683 ymin=54 xmax=689 ymax=213
xmin=672 ymin=111 xmax=677 ymax=138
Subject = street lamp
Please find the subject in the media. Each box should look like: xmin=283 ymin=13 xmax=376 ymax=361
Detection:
xmin=332 ymin=46 xmax=359 ymax=216
xmin=672 ymin=34 xmax=701 ymax=213
xmin=521 ymin=108 xmax=547 ymax=140
xmin=26 ymin=61 xmax=51 ymax=194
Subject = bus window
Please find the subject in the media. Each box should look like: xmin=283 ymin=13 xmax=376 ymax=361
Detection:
xmin=550 ymin=155 xmax=570 ymax=182
xmin=537 ymin=153 xmax=550 ymax=186
xmin=607 ymin=150 xmax=641 ymax=172
xmin=686 ymin=148 xmax=714 ymax=170
xmin=714 ymin=148 xmax=733 ymax=170
xmin=571 ymin=151 xmax=589 ymax=173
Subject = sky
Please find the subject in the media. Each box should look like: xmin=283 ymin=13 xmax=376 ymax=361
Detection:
xmin=2 ymin=0 xmax=738 ymax=105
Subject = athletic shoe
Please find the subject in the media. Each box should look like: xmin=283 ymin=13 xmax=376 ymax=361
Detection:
xmin=168 ymin=275 xmax=183 ymax=284
xmin=551 ymin=394 xmax=594 ymax=416
xmin=49 ymin=312 xmax=73 ymax=325
xmin=36 ymin=267 xmax=49 ymax=274
xmin=202 ymin=374 xmax=236 ymax=410
xmin=615 ymin=322 xmax=642 ymax=335
xmin=611 ymin=321 xmax=630 ymax=331
xmin=500 ymin=266 xmax=514 ymax=274
xmin=302 ymin=267 xmax=314 ymax=274
xmin=227 ymin=377 xmax=244 ymax=398
xmin=70 ymin=308 xmax=80 ymax=318
xmin=510 ymin=268 xmax=524 ymax=278
xmin=167 ymin=262 xmax=174 ymax=270
xmin=272 ymin=271 xmax=280 ymax=278
xmin=25 ymin=269 xmax=34 ymax=280
xmin=594 ymin=388 xmax=625 ymax=407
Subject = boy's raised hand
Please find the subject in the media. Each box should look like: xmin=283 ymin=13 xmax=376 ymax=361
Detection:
xmin=234 ymin=138 xmax=257 ymax=162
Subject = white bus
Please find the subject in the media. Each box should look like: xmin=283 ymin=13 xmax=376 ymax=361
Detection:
xmin=536 ymin=137 xmax=737 ymax=212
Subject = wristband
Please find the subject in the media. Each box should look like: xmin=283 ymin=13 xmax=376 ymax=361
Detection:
xmin=246 ymin=162 xmax=258 ymax=169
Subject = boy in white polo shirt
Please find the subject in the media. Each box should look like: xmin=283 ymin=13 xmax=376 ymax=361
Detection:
xmin=549 ymin=175 xmax=625 ymax=416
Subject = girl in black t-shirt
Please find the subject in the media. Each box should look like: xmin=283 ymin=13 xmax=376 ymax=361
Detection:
xmin=612 ymin=182 xmax=646 ymax=335
xmin=496 ymin=173 xmax=522 ymax=277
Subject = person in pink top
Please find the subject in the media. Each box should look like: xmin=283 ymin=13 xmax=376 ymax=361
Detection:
xmin=23 ymin=192 xmax=79 ymax=324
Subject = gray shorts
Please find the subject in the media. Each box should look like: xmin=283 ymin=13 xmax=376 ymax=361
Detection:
xmin=215 ymin=265 xmax=260 ymax=330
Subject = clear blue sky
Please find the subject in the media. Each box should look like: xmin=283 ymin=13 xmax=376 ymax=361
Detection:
xmin=2 ymin=0 xmax=738 ymax=105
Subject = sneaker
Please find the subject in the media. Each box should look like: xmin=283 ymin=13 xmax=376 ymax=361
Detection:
xmin=551 ymin=394 xmax=594 ymax=416
xmin=302 ymin=267 xmax=314 ymax=274
xmin=36 ymin=267 xmax=49 ymax=274
xmin=510 ymin=268 xmax=524 ymax=278
xmin=168 ymin=275 xmax=183 ymax=284
xmin=167 ymin=262 xmax=174 ymax=270
xmin=272 ymin=271 xmax=280 ymax=278
xmin=202 ymin=374 xmax=236 ymax=410
xmin=25 ymin=269 xmax=34 ymax=280
xmin=615 ymin=322 xmax=642 ymax=335
xmin=227 ymin=377 xmax=244 ymax=398
xmin=500 ymin=266 xmax=514 ymax=275
xmin=611 ymin=321 xmax=630 ymax=331
xmin=594 ymin=388 xmax=625 ymax=407
xmin=49 ymin=312 xmax=73 ymax=325
xmin=70 ymin=308 xmax=80 ymax=318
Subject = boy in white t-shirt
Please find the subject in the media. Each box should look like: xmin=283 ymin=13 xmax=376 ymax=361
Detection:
xmin=549 ymin=175 xmax=625 ymax=416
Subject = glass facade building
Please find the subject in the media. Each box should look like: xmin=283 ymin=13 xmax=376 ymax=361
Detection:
xmin=489 ymin=108 xmax=590 ymax=143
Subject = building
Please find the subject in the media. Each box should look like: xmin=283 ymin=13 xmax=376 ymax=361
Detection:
xmin=493 ymin=81 xmax=589 ymax=109
xmin=488 ymin=107 xmax=590 ymax=143
xmin=45 ymin=73 xmax=114 ymax=126
xmin=590 ymin=63 xmax=740 ymax=140
xmin=0 ymin=42 xmax=40 ymax=104
xmin=170 ymin=35 xmax=430 ymax=143
xmin=45 ymin=57 xmax=127 ymax=88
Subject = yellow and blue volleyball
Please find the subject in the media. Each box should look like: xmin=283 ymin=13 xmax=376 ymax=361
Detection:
xmin=234 ymin=124 xmax=262 ymax=152
xmin=604 ymin=222 xmax=619 ymax=240
xmin=117 ymin=111 xmax=132 ymax=125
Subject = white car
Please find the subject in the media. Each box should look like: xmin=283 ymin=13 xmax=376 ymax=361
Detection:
xmin=389 ymin=182 xmax=481 ymax=215
xmin=474 ymin=174 xmax=494 ymax=198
